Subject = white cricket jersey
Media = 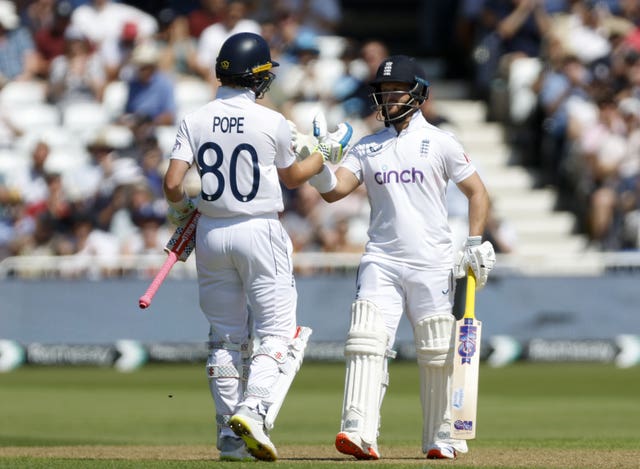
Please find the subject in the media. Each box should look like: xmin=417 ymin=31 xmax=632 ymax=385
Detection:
xmin=341 ymin=111 xmax=476 ymax=269
xmin=170 ymin=87 xmax=296 ymax=218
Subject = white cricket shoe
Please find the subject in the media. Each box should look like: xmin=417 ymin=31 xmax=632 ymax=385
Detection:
xmin=229 ymin=406 xmax=277 ymax=461
xmin=452 ymin=439 xmax=469 ymax=454
xmin=218 ymin=435 xmax=254 ymax=462
xmin=426 ymin=439 xmax=469 ymax=460
xmin=335 ymin=431 xmax=380 ymax=460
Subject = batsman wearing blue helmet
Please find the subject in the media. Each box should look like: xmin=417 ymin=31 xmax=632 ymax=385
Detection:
xmin=299 ymin=54 xmax=496 ymax=460
xmin=162 ymin=32 xmax=352 ymax=462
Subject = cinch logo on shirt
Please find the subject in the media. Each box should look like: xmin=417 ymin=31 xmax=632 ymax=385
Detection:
xmin=374 ymin=167 xmax=425 ymax=184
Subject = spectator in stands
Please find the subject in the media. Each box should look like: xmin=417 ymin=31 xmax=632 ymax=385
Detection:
xmin=0 ymin=0 xmax=40 ymax=84
xmin=11 ymin=140 xmax=51 ymax=207
xmin=21 ymin=0 xmax=56 ymax=34
xmin=33 ymin=0 xmax=73 ymax=77
xmin=25 ymin=171 xmax=73 ymax=230
xmin=10 ymin=211 xmax=58 ymax=256
xmin=187 ymin=0 xmax=225 ymax=39
xmin=537 ymin=53 xmax=592 ymax=189
xmin=550 ymin=0 xmax=613 ymax=67
xmin=331 ymin=39 xmax=389 ymax=132
xmin=154 ymin=7 xmax=200 ymax=79
xmin=69 ymin=0 xmax=158 ymax=49
xmin=101 ymin=20 xmax=140 ymax=82
xmin=120 ymin=41 xmax=177 ymax=127
xmin=473 ymin=0 xmax=555 ymax=121
xmin=66 ymin=127 xmax=128 ymax=206
xmin=9 ymin=169 xmax=73 ymax=256
xmin=123 ymin=208 xmax=170 ymax=257
xmin=138 ymin=140 xmax=164 ymax=198
xmin=119 ymin=181 xmax=169 ymax=255
xmin=61 ymin=209 xmax=121 ymax=278
xmin=194 ymin=0 xmax=261 ymax=82
xmin=47 ymin=25 xmax=106 ymax=109
xmin=266 ymin=0 xmax=342 ymax=36
xmin=277 ymin=30 xmax=323 ymax=103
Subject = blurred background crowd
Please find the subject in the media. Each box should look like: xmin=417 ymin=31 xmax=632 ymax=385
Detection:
xmin=0 ymin=0 xmax=640 ymax=278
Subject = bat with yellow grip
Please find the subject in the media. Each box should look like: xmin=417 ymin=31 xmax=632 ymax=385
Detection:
xmin=451 ymin=269 xmax=481 ymax=439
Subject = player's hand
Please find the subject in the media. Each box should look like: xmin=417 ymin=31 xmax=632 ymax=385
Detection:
xmin=288 ymin=119 xmax=319 ymax=161
xmin=167 ymin=194 xmax=196 ymax=226
xmin=454 ymin=236 xmax=496 ymax=289
xmin=312 ymin=111 xmax=353 ymax=164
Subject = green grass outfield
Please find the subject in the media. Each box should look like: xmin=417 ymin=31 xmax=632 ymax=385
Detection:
xmin=0 ymin=361 xmax=639 ymax=468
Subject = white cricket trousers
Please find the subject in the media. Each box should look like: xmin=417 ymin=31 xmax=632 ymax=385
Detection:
xmin=196 ymin=213 xmax=298 ymax=343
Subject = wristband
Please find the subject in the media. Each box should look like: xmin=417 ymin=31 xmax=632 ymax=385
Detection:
xmin=168 ymin=193 xmax=193 ymax=213
xmin=308 ymin=165 xmax=337 ymax=193
xmin=465 ymin=235 xmax=482 ymax=247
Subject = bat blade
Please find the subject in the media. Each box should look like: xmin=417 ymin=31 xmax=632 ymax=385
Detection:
xmin=164 ymin=211 xmax=200 ymax=261
xmin=138 ymin=211 xmax=200 ymax=309
xmin=451 ymin=270 xmax=481 ymax=439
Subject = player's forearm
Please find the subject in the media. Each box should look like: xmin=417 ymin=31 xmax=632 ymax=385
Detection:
xmin=163 ymin=160 xmax=190 ymax=203
xmin=319 ymin=168 xmax=359 ymax=203
xmin=467 ymin=190 xmax=490 ymax=237
xmin=279 ymin=153 xmax=324 ymax=189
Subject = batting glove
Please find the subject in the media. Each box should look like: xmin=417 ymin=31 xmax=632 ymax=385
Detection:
xmin=312 ymin=111 xmax=353 ymax=164
xmin=454 ymin=236 xmax=496 ymax=289
xmin=167 ymin=194 xmax=196 ymax=226
xmin=313 ymin=122 xmax=353 ymax=164
xmin=288 ymin=120 xmax=319 ymax=161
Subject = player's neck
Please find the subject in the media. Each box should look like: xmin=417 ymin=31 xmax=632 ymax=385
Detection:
xmin=392 ymin=116 xmax=411 ymax=134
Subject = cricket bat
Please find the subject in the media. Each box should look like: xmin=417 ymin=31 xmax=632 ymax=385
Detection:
xmin=451 ymin=269 xmax=482 ymax=439
xmin=138 ymin=211 xmax=201 ymax=309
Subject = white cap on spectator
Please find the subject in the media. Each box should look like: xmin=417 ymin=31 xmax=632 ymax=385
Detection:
xmin=131 ymin=41 xmax=160 ymax=66
xmin=0 ymin=0 xmax=19 ymax=30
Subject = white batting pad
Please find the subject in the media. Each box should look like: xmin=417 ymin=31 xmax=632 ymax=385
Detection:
xmin=261 ymin=326 xmax=312 ymax=430
xmin=341 ymin=300 xmax=390 ymax=445
xmin=414 ymin=314 xmax=455 ymax=452
xmin=206 ymin=339 xmax=251 ymax=446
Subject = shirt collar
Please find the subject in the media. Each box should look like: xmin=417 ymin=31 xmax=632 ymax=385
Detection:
xmin=216 ymin=86 xmax=255 ymax=101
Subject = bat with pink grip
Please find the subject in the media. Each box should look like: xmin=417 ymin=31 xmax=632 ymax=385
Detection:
xmin=138 ymin=211 xmax=201 ymax=309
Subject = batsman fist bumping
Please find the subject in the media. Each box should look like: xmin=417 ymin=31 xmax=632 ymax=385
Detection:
xmin=311 ymin=55 xmax=495 ymax=460
xmin=162 ymin=32 xmax=350 ymax=462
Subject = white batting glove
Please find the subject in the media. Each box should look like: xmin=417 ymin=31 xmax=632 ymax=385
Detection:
xmin=454 ymin=236 xmax=496 ymax=289
xmin=288 ymin=119 xmax=320 ymax=161
xmin=167 ymin=194 xmax=196 ymax=226
xmin=312 ymin=111 xmax=353 ymax=164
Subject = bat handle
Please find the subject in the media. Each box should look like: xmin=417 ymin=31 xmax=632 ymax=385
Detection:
xmin=138 ymin=251 xmax=179 ymax=309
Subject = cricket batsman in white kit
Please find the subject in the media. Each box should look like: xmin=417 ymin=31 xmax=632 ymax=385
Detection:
xmin=294 ymin=55 xmax=496 ymax=460
xmin=162 ymin=32 xmax=352 ymax=462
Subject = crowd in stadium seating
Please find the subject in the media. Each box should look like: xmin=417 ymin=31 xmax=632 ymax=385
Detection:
xmin=4 ymin=0 xmax=640 ymax=277
xmin=0 ymin=0 xmax=369 ymax=274
xmin=464 ymin=0 xmax=640 ymax=251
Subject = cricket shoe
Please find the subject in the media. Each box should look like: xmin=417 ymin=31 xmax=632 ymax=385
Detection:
xmin=218 ymin=435 xmax=254 ymax=462
xmin=335 ymin=431 xmax=380 ymax=460
xmin=229 ymin=406 xmax=277 ymax=461
xmin=426 ymin=440 xmax=468 ymax=460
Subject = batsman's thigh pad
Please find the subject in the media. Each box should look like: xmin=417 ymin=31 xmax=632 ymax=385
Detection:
xmin=414 ymin=313 xmax=456 ymax=452
xmin=245 ymin=327 xmax=312 ymax=431
xmin=341 ymin=300 xmax=391 ymax=445
xmin=207 ymin=338 xmax=252 ymax=446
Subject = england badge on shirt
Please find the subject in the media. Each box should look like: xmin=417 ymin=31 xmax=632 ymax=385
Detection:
xmin=420 ymin=139 xmax=430 ymax=157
